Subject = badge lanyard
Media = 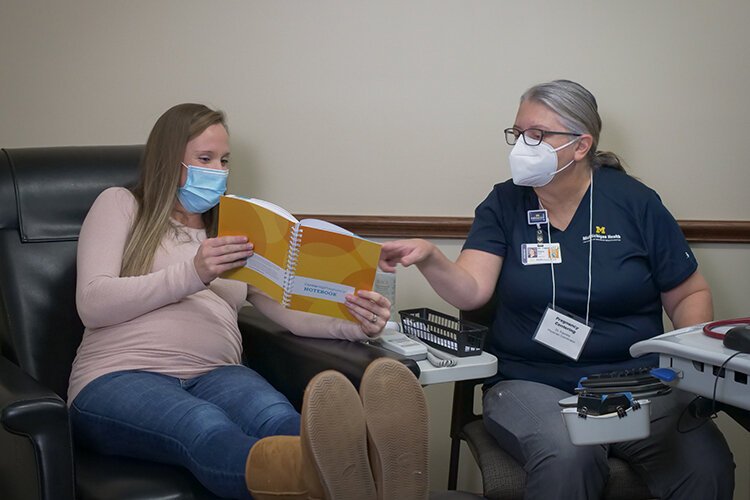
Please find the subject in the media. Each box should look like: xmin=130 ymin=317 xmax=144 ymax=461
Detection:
xmin=538 ymin=169 xmax=594 ymax=325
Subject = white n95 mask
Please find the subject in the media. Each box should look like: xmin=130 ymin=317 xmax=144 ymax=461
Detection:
xmin=509 ymin=137 xmax=579 ymax=187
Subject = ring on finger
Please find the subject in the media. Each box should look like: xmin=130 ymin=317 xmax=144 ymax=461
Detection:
xmin=370 ymin=313 xmax=378 ymax=323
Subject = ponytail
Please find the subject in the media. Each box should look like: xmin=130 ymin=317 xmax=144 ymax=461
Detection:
xmin=592 ymin=150 xmax=625 ymax=172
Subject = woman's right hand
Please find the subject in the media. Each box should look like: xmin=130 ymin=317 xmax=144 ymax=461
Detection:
xmin=379 ymin=239 xmax=435 ymax=272
xmin=194 ymin=236 xmax=254 ymax=285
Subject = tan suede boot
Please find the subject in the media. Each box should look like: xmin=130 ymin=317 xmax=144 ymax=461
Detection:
xmin=301 ymin=370 xmax=377 ymax=500
xmin=245 ymin=435 xmax=323 ymax=500
xmin=360 ymin=358 xmax=430 ymax=500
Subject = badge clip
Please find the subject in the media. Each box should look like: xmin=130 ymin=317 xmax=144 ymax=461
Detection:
xmin=528 ymin=209 xmax=548 ymax=226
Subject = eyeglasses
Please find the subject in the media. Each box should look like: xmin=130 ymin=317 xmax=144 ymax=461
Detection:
xmin=504 ymin=127 xmax=582 ymax=147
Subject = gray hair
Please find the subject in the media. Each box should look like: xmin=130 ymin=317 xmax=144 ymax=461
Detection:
xmin=521 ymin=80 xmax=624 ymax=171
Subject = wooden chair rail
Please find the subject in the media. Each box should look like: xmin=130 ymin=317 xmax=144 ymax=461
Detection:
xmin=294 ymin=215 xmax=750 ymax=243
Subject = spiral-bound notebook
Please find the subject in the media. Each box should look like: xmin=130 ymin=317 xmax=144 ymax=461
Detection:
xmin=217 ymin=195 xmax=382 ymax=321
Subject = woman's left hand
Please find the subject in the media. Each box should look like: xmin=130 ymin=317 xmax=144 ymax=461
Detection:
xmin=345 ymin=290 xmax=392 ymax=337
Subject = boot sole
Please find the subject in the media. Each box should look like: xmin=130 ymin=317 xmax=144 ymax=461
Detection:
xmin=360 ymin=358 xmax=429 ymax=500
xmin=302 ymin=370 xmax=377 ymax=500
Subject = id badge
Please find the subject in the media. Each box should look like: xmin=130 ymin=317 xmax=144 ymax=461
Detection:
xmin=521 ymin=243 xmax=562 ymax=265
xmin=532 ymin=305 xmax=593 ymax=360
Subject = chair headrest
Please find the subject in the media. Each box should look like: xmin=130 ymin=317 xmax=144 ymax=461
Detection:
xmin=0 ymin=145 xmax=143 ymax=242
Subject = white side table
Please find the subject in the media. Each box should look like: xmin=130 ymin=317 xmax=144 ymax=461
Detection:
xmin=631 ymin=324 xmax=750 ymax=411
xmin=417 ymin=350 xmax=497 ymax=386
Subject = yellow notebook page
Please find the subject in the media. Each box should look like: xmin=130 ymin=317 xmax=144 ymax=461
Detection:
xmin=218 ymin=196 xmax=295 ymax=303
xmin=287 ymin=225 xmax=381 ymax=321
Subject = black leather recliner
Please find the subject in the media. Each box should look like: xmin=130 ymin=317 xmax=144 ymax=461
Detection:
xmin=0 ymin=145 xmax=421 ymax=500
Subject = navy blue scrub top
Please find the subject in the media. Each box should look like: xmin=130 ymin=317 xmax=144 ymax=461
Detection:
xmin=464 ymin=167 xmax=698 ymax=392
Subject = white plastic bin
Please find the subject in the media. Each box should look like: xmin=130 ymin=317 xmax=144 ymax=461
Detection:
xmin=561 ymin=399 xmax=651 ymax=445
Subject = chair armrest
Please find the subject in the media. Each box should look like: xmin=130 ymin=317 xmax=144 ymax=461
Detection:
xmin=238 ymin=306 xmax=419 ymax=410
xmin=0 ymin=355 xmax=75 ymax=500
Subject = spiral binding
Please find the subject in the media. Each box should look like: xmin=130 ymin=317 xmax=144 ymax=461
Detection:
xmin=281 ymin=225 xmax=303 ymax=307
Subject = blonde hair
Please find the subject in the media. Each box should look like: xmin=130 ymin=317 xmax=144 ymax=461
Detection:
xmin=121 ymin=103 xmax=227 ymax=277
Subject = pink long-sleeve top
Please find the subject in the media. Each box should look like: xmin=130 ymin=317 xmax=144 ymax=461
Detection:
xmin=67 ymin=187 xmax=248 ymax=403
xmin=68 ymin=187 xmax=371 ymax=404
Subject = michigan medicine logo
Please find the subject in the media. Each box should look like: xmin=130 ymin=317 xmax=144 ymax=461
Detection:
xmin=584 ymin=225 xmax=622 ymax=243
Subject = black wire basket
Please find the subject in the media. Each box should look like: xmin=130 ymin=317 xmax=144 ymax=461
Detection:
xmin=399 ymin=308 xmax=487 ymax=357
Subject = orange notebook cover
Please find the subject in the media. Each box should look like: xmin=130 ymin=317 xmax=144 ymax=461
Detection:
xmin=218 ymin=195 xmax=381 ymax=321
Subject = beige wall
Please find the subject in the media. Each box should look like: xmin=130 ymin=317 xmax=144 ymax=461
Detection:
xmin=2 ymin=1 xmax=749 ymax=497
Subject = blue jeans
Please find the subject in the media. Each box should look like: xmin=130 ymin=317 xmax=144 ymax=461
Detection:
xmin=483 ymin=379 xmax=735 ymax=500
xmin=70 ymin=365 xmax=301 ymax=499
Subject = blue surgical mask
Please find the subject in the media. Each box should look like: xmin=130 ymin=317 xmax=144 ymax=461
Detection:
xmin=177 ymin=163 xmax=228 ymax=213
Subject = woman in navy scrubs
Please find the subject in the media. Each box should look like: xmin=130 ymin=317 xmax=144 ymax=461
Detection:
xmin=380 ymin=80 xmax=734 ymax=499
